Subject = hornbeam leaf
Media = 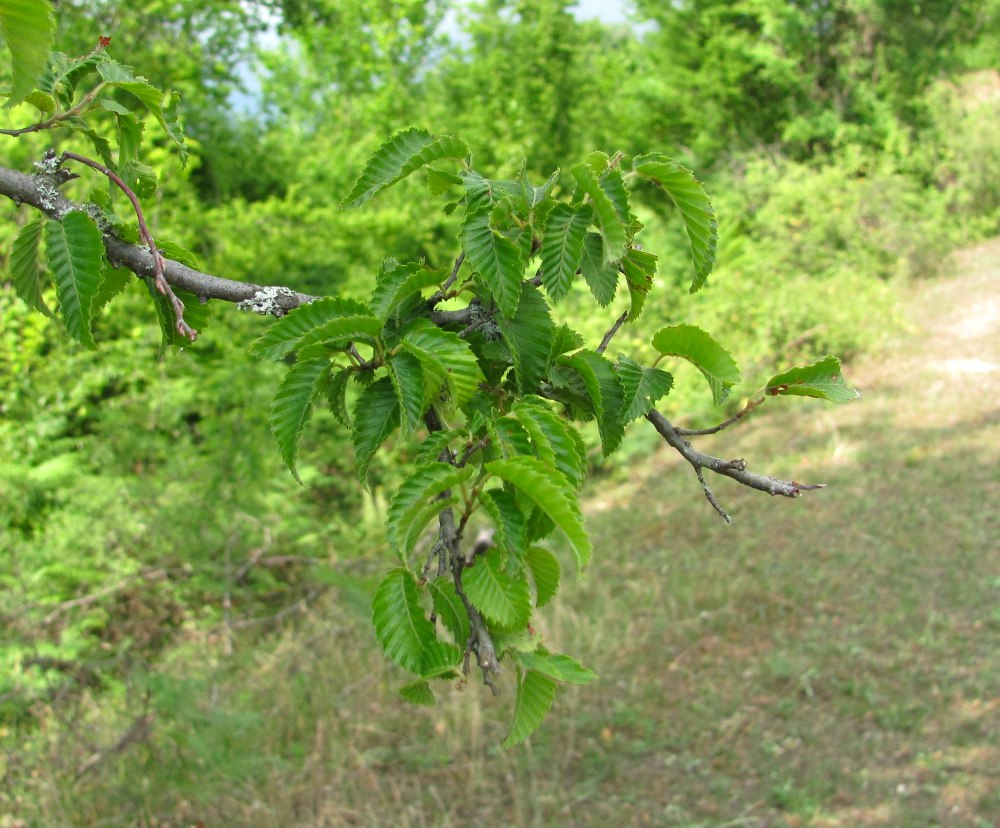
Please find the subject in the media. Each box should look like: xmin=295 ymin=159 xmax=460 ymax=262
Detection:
xmin=652 ymin=324 xmax=740 ymax=406
xmin=502 ymin=668 xmax=558 ymax=749
xmin=461 ymin=207 xmax=525 ymax=318
xmin=510 ymin=398 xmax=587 ymax=489
xmin=480 ymin=489 xmax=528 ymax=559
xmin=463 ymin=547 xmax=532 ymax=628
xmin=539 ymin=203 xmax=591 ymax=302
xmin=387 ymin=462 xmax=476 ymax=560
xmin=351 ymin=376 xmax=400 ymax=483
xmin=370 ymin=258 xmax=442 ymax=323
xmin=371 ymin=568 xmax=435 ymax=674
xmin=10 ymin=218 xmax=53 ymax=318
xmin=44 ymin=213 xmax=104 ymax=350
xmin=420 ymin=641 xmax=462 ymax=677
xmin=572 ymin=163 xmax=626 ymax=263
xmin=632 ymin=153 xmax=717 ymax=292
xmin=486 ymin=457 xmax=591 ymax=572
xmin=515 ymin=648 xmax=597 ymax=685
xmin=558 ymin=351 xmax=626 ymax=456
xmin=295 ymin=314 xmax=382 ymax=356
xmin=398 ymin=679 xmax=435 ymax=706
xmin=497 ymin=282 xmax=554 ymax=394
xmin=401 ymin=319 xmax=483 ymax=408
xmin=388 ymin=350 xmax=425 ymax=435
xmin=525 ymin=546 xmax=560 ymax=608
xmin=427 ymin=579 xmax=470 ymax=645
xmin=325 ymin=367 xmax=353 ymax=427
xmin=340 ymin=128 xmax=468 ymax=209
xmin=1 ymin=0 xmax=54 ymax=109
xmin=617 ymin=354 xmax=673 ymax=422
xmin=269 ymin=358 xmax=329 ymax=482
xmin=250 ymin=297 xmax=371 ymax=360
xmin=621 ymin=247 xmax=657 ymax=322
xmin=579 ymin=233 xmax=618 ymax=306
xmin=764 ymin=356 xmax=859 ymax=404
xmin=91 ymin=262 xmax=131 ymax=317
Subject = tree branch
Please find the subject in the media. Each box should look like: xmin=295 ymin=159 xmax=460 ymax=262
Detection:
xmin=673 ymin=395 xmax=766 ymax=437
xmin=595 ymin=310 xmax=628 ymax=355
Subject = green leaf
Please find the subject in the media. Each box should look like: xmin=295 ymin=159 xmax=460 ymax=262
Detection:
xmin=764 ymin=356 xmax=859 ymax=404
xmin=341 ymin=128 xmax=468 ymax=209
xmin=502 ymin=668 xmax=558 ymax=749
xmin=295 ymin=314 xmax=382 ymax=356
xmin=400 ymin=319 xmax=484 ymax=408
xmin=1 ymin=0 xmax=54 ymax=109
xmin=558 ymin=351 xmax=626 ymax=456
xmin=461 ymin=170 xmax=522 ymax=212
xmin=539 ymin=203 xmax=591 ymax=302
xmin=145 ymin=284 xmax=210 ymax=354
xmin=652 ymin=324 xmax=740 ymax=406
xmin=387 ymin=462 xmax=475 ymax=560
xmin=550 ymin=324 xmax=585 ymax=359
xmin=515 ymin=649 xmax=597 ymax=685
xmin=421 ymin=640 xmax=462 ymax=677
xmin=480 ymin=489 xmax=528 ymax=559
xmin=486 ymin=457 xmax=591 ymax=572
xmin=325 ymin=367 xmax=353 ymax=427
xmin=250 ymin=297 xmax=371 ymax=361
xmin=510 ymin=399 xmax=587 ymax=489
xmin=572 ymin=163 xmax=626 ymax=263
xmin=269 ymin=358 xmax=329 ymax=482
xmin=463 ymin=548 xmax=532 ymax=629
xmin=460 ymin=207 xmax=525 ymax=318
xmin=579 ymin=233 xmax=618 ymax=306
xmin=92 ymin=262 xmax=131 ymax=316
xmin=428 ymin=579 xmax=470 ymax=645
xmin=426 ymin=166 xmax=464 ymax=197
xmin=497 ymin=282 xmax=554 ymax=394
xmin=371 ymin=568 xmax=435 ymax=674
xmin=621 ymin=248 xmax=657 ymax=322
xmin=388 ymin=350 xmax=425 ymax=435
xmin=398 ymin=679 xmax=435 ymax=706
xmin=370 ymin=258 xmax=441 ymax=323
xmin=10 ymin=218 xmax=53 ymax=318
xmin=416 ymin=429 xmax=461 ymax=465
xmin=632 ymin=153 xmax=717 ymax=292
xmin=492 ymin=417 xmax=533 ymax=458
xmin=351 ymin=376 xmax=400 ymax=483
xmin=525 ymin=546 xmax=560 ymax=608
xmin=617 ymin=355 xmax=673 ymax=422
xmin=44 ymin=213 xmax=103 ymax=349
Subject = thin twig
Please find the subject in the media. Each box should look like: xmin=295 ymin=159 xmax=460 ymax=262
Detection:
xmin=674 ymin=395 xmax=766 ymax=437
xmin=0 ymin=83 xmax=108 ymax=137
xmin=75 ymin=712 xmax=152 ymax=781
xmin=427 ymin=252 xmax=466 ymax=307
xmin=59 ymin=151 xmax=197 ymax=341
xmin=595 ymin=310 xmax=629 ymax=355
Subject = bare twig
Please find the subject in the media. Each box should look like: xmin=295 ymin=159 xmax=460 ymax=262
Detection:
xmin=595 ymin=310 xmax=629 ymax=355
xmin=41 ymin=568 xmax=167 ymax=626
xmin=75 ymin=712 xmax=152 ymax=781
xmin=427 ymin=252 xmax=466 ymax=306
xmin=674 ymin=395 xmax=766 ymax=437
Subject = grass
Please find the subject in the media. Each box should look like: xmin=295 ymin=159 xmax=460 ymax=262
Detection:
xmin=3 ymin=242 xmax=999 ymax=827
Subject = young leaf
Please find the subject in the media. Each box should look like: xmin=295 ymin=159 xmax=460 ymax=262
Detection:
xmin=10 ymin=218 xmax=53 ymax=317
xmin=325 ymin=367 xmax=353 ymax=427
xmin=351 ymin=376 xmax=400 ymax=483
xmin=621 ymin=248 xmax=657 ymax=322
xmin=250 ymin=297 xmax=370 ymax=361
xmin=269 ymin=358 xmax=329 ymax=482
xmin=579 ymin=233 xmax=618 ymax=306
xmin=486 ymin=457 xmax=591 ymax=572
xmin=341 ymin=128 xmax=468 ymax=209
xmin=399 ymin=679 xmax=435 ymax=706
xmin=652 ymin=324 xmax=740 ymax=406
xmin=539 ymin=203 xmax=591 ymax=302
xmin=371 ymin=568 xmax=436 ymax=674
xmin=497 ymin=282 xmax=554 ymax=394
xmin=92 ymin=262 xmax=131 ymax=316
xmin=525 ymin=546 xmax=560 ymax=608
xmin=44 ymin=213 xmax=104 ymax=350
xmin=387 ymin=462 xmax=475 ymax=560
xmin=461 ymin=170 xmax=523 ymax=212
xmin=632 ymin=153 xmax=717 ymax=292
xmin=502 ymin=668 xmax=558 ymax=749
xmin=764 ymin=356 xmax=859 ymax=404
xmin=558 ymin=351 xmax=626 ymax=456
xmin=617 ymin=355 xmax=673 ymax=422
xmin=572 ymin=163 xmax=626 ymax=263
xmin=427 ymin=579 xmax=470 ymax=645
xmin=1 ymin=0 xmax=54 ymax=109
xmin=370 ymin=259 xmax=442 ymax=323
xmin=480 ymin=489 xmax=528 ymax=559
xmin=463 ymin=548 xmax=532 ymax=629
xmin=461 ymin=207 xmax=525 ymax=318
xmin=515 ymin=649 xmax=597 ymax=685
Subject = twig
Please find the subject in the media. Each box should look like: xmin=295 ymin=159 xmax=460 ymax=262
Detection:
xmin=59 ymin=150 xmax=197 ymax=341
xmin=229 ymin=590 xmax=320 ymax=629
xmin=645 ymin=409 xmax=825 ymax=519
xmin=674 ymin=395 xmax=766 ymax=437
xmin=75 ymin=712 xmax=152 ymax=781
xmin=41 ymin=568 xmax=167 ymax=626
xmin=595 ymin=310 xmax=629 ymax=355
xmin=427 ymin=252 xmax=466 ymax=306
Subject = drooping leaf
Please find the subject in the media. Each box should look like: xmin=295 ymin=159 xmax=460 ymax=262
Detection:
xmin=400 ymin=318 xmax=483 ymax=408
xmin=599 ymin=166 xmax=634 ymax=228
xmin=632 ymin=153 xmax=717 ymax=292
xmin=351 ymin=376 xmax=400 ymax=483
xmin=621 ymin=248 xmax=657 ymax=322
xmin=516 ymin=648 xmax=597 ymax=685
xmin=44 ymin=213 xmax=103 ymax=349
xmin=91 ymin=262 xmax=131 ymax=316
xmin=463 ymin=548 xmax=532 ymax=629
xmin=1 ymin=0 xmax=54 ymax=109
xmin=486 ymin=457 xmax=591 ymax=572
xmin=388 ymin=350 xmax=426 ymax=435
xmin=579 ymin=232 xmax=618 ymax=306
xmin=558 ymin=351 xmax=626 ymax=456
xmin=502 ymin=668 xmax=558 ymax=749
xmin=250 ymin=297 xmax=370 ymax=360
xmin=370 ymin=258 xmax=442 ymax=323
xmin=480 ymin=488 xmax=528 ymax=559
xmin=497 ymin=282 xmax=554 ymax=394
xmin=617 ymin=355 xmax=674 ymax=422
xmin=510 ymin=399 xmax=587 ymax=489
xmin=525 ymin=546 xmax=560 ymax=608
xmin=428 ymin=578 xmax=470 ymax=645
xmin=572 ymin=163 xmax=626 ymax=263
xmin=426 ymin=166 xmax=464 ymax=197
xmin=341 ymin=128 xmax=468 ymax=209
xmin=269 ymin=358 xmax=329 ymax=482
xmin=9 ymin=218 xmax=53 ymax=317
xmin=652 ymin=324 xmax=740 ymax=406
xmin=421 ymin=640 xmax=462 ymax=677
xmin=371 ymin=568 xmax=435 ymax=674
xmin=460 ymin=207 xmax=525 ymax=318
xmin=398 ymin=679 xmax=435 ymax=706
xmin=325 ymin=367 xmax=353 ymax=427
xmin=539 ymin=203 xmax=591 ymax=302
xmin=387 ymin=462 xmax=476 ymax=560
xmin=764 ymin=356 xmax=859 ymax=404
